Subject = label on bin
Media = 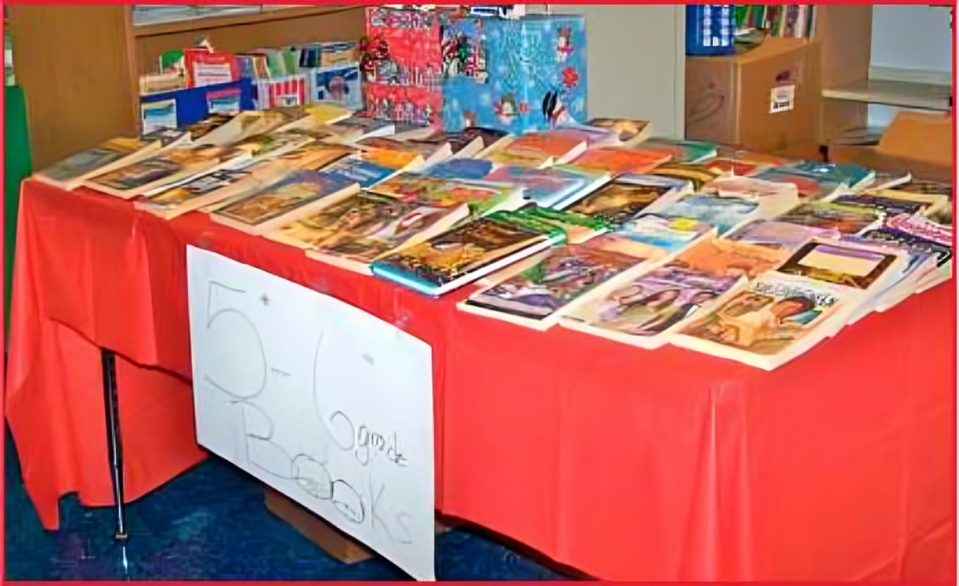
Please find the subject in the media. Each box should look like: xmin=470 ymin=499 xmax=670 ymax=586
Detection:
xmin=770 ymin=84 xmax=796 ymax=114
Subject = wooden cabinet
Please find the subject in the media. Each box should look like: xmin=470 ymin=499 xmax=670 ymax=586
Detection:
xmin=8 ymin=5 xmax=366 ymax=169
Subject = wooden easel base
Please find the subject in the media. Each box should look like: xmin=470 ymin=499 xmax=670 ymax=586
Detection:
xmin=264 ymin=488 xmax=459 ymax=564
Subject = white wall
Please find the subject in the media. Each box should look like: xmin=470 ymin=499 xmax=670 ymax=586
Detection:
xmin=528 ymin=5 xmax=686 ymax=138
xmin=867 ymin=5 xmax=952 ymax=128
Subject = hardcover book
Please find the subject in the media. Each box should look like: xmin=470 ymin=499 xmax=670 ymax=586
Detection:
xmin=212 ymin=170 xmax=359 ymax=235
xmin=370 ymin=212 xmax=565 ymax=296
xmin=564 ymin=174 xmax=690 ymax=224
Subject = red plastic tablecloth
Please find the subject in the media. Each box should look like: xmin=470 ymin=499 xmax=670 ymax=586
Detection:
xmin=7 ymin=178 xmax=956 ymax=580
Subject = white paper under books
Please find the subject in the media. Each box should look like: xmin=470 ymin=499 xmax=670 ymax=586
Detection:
xmin=186 ymin=246 xmax=435 ymax=580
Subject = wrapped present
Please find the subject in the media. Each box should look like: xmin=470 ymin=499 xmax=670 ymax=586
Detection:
xmin=442 ymin=15 xmax=588 ymax=134
xmin=362 ymin=6 xmax=444 ymax=126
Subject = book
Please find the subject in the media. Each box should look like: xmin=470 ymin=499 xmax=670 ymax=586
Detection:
xmin=775 ymin=201 xmax=881 ymax=234
xmin=860 ymin=169 xmax=912 ymax=191
xmin=776 ymin=239 xmax=907 ymax=293
xmin=406 ymin=127 xmax=507 ymax=158
xmin=34 ymin=136 xmax=162 ymax=190
xmin=85 ymin=145 xmax=250 ymax=199
xmin=649 ymin=162 xmax=723 ymax=190
xmin=838 ymin=235 xmax=940 ymax=318
xmin=652 ymin=194 xmax=762 ymax=236
xmin=212 ymin=170 xmax=360 ymax=235
xmin=670 ymin=234 xmax=791 ymax=279
xmin=356 ymin=136 xmax=452 ymax=168
xmin=568 ymin=147 xmax=671 ymax=175
xmin=483 ymin=165 xmax=608 ymax=209
xmin=324 ymin=116 xmax=396 ymax=142
xmin=232 ymin=131 xmax=317 ymax=163
xmin=459 ymin=239 xmax=652 ymax=330
xmin=191 ymin=111 xmax=288 ymax=147
xmin=367 ymin=173 xmax=524 ymax=217
xmin=885 ymin=179 xmax=952 ymax=199
xmin=672 ymin=272 xmax=862 ymax=370
xmin=550 ymin=124 xmax=621 ymax=148
xmin=481 ymin=132 xmax=588 ymax=169
xmin=561 ymin=264 xmax=744 ymax=349
xmin=585 ymin=118 xmax=653 ymax=147
xmin=780 ymin=161 xmax=875 ymax=192
xmin=749 ymin=169 xmax=842 ymax=200
xmin=637 ymin=138 xmax=718 ymax=163
xmin=141 ymin=127 xmax=193 ymax=149
xmin=701 ymin=157 xmax=770 ymax=177
xmin=359 ymin=147 xmax=425 ymax=171
xmin=711 ymin=146 xmax=786 ymax=166
xmin=725 ymin=220 xmax=841 ymax=253
xmin=702 ymin=176 xmax=800 ymax=217
xmin=827 ymin=191 xmax=946 ymax=218
xmin=370 ymin=212 xmax=566 ymax=296
xmin=276 ymin=102 xmax=354 ymax=130
xmin=564 ymin=174 xmax=691 ymax=224
xmin=422 ymin=158 xmax=495 ymax=181
xmin=180 ymin=114 xmax=236 ymax=141
xmin=616 ymin=213 xmax=715 ymax=255
xmin=318 ymin=155 xmax=399 ymax=187
xmin=509 ymin=205 xmax=614 ymax=245
xmin=134 ymin=168 xmax=262 ymax=220
xmin=267 ymin=193 xmax=469 ymax=273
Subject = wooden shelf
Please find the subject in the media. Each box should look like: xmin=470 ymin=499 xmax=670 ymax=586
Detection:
xmin=134 ymin=5 xmax=356 ymax=38
xmin=822 ymin=78 xmax=952 ymax=111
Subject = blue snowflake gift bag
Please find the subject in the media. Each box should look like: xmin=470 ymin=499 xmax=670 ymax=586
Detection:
xmin=442 ymin=14 xmax=588 ymax=134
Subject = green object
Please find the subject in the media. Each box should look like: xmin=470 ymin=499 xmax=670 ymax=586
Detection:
xmin=5 ymin=84 xmax=31 ymax=341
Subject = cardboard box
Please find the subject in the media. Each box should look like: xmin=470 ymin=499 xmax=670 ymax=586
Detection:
xmin=829 ymin=111 xmax=953 ymax=183
xmin=686 ymin=37 xmax=821 ymax=155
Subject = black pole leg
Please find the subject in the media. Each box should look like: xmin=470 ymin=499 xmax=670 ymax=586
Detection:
xmin=101 ymin=349 xmax=129 ymax=541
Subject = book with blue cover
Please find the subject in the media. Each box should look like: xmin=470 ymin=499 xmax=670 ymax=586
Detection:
xmin=319 ymin=156 xmax=398 ymax=188
xmin=422 ymin=158 xmax=495 ymax=181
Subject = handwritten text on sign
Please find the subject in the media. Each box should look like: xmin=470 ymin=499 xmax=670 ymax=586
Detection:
xmin=186 ymin=246 xmax=435 ymax=580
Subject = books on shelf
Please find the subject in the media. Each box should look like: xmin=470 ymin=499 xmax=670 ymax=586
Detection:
xmin=211 ymin=169 xmax=360 ymax=235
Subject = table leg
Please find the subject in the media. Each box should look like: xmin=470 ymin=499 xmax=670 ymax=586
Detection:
xmin=100 ymin=349 xmax=129 ymax=541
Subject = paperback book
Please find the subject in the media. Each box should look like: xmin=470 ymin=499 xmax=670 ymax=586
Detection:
xmin=670 ymin=234 xmax=791 ymax=279
xmin=459 ymin=239 xmax=652 ymax=330
xmin=780 ymin=161 xmax=875 ymax=192
xmin=483 ymin=165 xmax=608 ymax=209
xmin=564 ymin=174 xmax=690 ymax=224
xmin=703 ymin=176 xmax=800 ymax=216
xmin=481 ymin=132 xmax=588 ymax=169
xmin=370 ymin=211 xmax=566 ymax=296
xmin=318 ymin=155 xmax=399 ymax=187
xmin=568 ymin=147 xmax=671 ymax=175
xmin=749 ymin=169 xmax=842 ymax=200
xmin=672 ymin=272 xmax=862 ymax=370
xmin=134 ymin=168 xmax=261 ymax=220
xmin=649 ymin=162 xmax=723 ymax=190
xmin=35 ymin=137 xmax=162 ymax=191
xmin=561 ymin=264 xmax=744 ymax=349
xmin=212 ymin=169 xmax=360 ymax=235
xmin=423 ymin=158 xmax=495 ymax=181
xmin=726 ymin=220 xmax=841 ymax=252
xmin=616 ymin=213 xmax=715 ymax=255
xmin=585 ymin=118 xmax=653 ymax=147
xmin=85 ymin=145 xmax=250 ymax=199
xmin=652 ymin=194 xmax=761 ymax=236
xmin=367 ymin=173 xmax=524 ymax=216
xmin=775 ymin=239 xmax=906 ymax=293
xmin=775 ymin=201 xmax=881 ymax=234
xmin=637 ymin=138 xmax=718 ymax=163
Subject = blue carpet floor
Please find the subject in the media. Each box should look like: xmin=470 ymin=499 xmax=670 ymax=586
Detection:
xmin=5 ymin=427 xmax=565 ymax=580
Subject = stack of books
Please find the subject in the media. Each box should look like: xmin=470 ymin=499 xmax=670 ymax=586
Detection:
xmin=33 ymin=106 xmax=954 ymax=371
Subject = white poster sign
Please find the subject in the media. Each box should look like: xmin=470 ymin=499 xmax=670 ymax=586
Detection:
xmin=186 ymin=246 xmax=435 ymax=580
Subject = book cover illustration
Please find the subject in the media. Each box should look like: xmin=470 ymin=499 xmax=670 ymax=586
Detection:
xmin=463 ymin=244 xmax=644 ymax=322
xmin=884 ymin=213 xmax=953 ymax=247
xmin=672 ymin=236 xmax=790 ymax=279
xmin=511 ymin=205 xmax=613 ymax=244
xmin=861 ymin=169 xmax=911 ymax=191
xmin=140 ymin=168 xmax=251 ymax=211
xmin=829 ymin=192 xmax=931 ymax=217
xmin=38 ymin=137 xmax=151 ymax=184
xmin=91 ymin=146 xmax=245 ymax=193
xmin=372 ymin=214 xmax=556 ymax=291
xmin=319 ymin=156 xmax=396 ymax=187
xmin=569 ymin=147 xmax=670 ymax=175
xmin=678 ymin=273 xmax=852 ymax=357
xmin=486 ymin=132 xmax=586 ymax=166
xmin=639 ymin=138 xmax=718 ymax=163
xmin=859 ymin=225 xmax=953 ymax=267
xmin=617 ymin=214 xmax=714 ymax=254
xmin=483 ymin=165 xmax=589 ymax=208
xmin=776 ymin=201 xmax=880 ymax=234
xmin=726 ymin=220 xmax=841 ymax=252
xmin=215 ymin=170 xmax=356 ymax=227
xmin=782 ymin=161 xmax=874 ymax=190
xmin=565 ymin=265 xmax=741 ymax=338
xmin=655 ymin=194 xmax=759 ymax=235
xmin=423 ymin=158 xmax=494 ymax=180
xmin=702 ymin=158 xmax=767 ymax=177
xmin=776 ymin=240 xmax=901 ymax=290
xmin=750 ymin=169 xmax=841 ymax=200
xmin=360 ymin=147 xmax=422 ymax=170
xmin=311 ymin=64 xmax=363 ymax=110
xmin=649 ymin=162 xmax=722 ymax=190
xmin=181 ymin=114 xmax=235 ymax=141
xmin=888 ymin=179 xmax=952 ymax=198
xmin=141 ymin=127 xmax=190 ymax=148
xmin=586 ymin=118 xmax=651 ymax=144
xmin=703 ymin=176 xmax=798 ymax=200
xmin=369 ymin=173 xmax=519 ymax=215
xmin=567 ymin=177 xmax=677 ymax=224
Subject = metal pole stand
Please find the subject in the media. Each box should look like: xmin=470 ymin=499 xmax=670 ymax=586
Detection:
xmin=101 ymin=349 xmax=129 ymax=541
